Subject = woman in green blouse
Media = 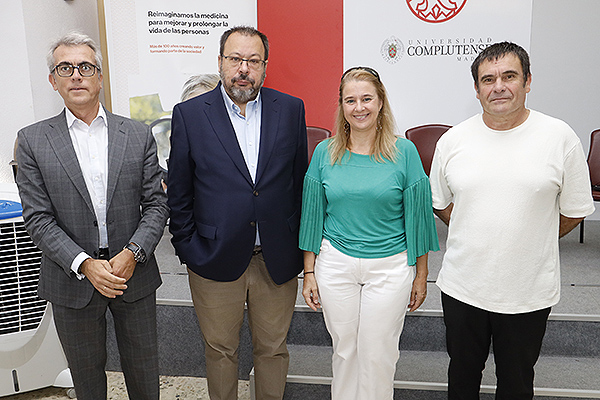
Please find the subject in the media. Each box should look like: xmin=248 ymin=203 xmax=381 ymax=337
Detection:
xmin=299 ymin=67 xmax=439 ymax=400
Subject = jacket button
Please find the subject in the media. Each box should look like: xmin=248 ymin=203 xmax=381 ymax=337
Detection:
xmin=253 ymin=190 xmax=259 ymax=196
xmin=250 ymin=221 xmax=256 ymax=227
xmin=93 ymin=220 xmax=98 ymax=227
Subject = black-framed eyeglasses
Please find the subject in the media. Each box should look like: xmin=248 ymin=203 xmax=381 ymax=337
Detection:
xmin=221 ymin=55 xmax=267 ymax=70
xmin=341 ymin=66 xmax=381 ymax=82
xmin=52 ymin=62 xmax=100 ymax=77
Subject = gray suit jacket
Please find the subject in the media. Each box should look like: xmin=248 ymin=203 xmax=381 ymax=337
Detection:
xmin=16 ymin=108 xmax=169 ymax=309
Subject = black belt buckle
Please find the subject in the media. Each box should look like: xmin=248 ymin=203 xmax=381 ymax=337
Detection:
xmin=98 ymin=248 xmax=110 ymax=260
xmin=252 ymin=245 xmax=262 ymax=256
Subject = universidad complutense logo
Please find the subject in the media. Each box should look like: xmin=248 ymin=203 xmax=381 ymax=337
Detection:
xmin=381 ymin=36 xmax=404 ymax=64
xmin=406 ymin=0 xmax=467 ymax=23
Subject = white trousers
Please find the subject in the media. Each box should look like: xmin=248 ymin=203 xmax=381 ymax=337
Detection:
xmin=315 ymin=239 xmax=414 ymax=400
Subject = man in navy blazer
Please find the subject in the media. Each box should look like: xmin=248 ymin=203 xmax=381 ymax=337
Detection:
xmin=168 ymin=26 xmax=307 ymax=400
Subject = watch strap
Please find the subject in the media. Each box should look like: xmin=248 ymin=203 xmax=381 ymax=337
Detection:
xmin=124 ymin=242 xmax=147 ymax=263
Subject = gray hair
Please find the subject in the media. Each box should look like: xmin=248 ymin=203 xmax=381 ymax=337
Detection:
xmin=181 ymin=74 xmax=220 ymax=101
xmin=47 ymin=31 xmax=102 ymax=73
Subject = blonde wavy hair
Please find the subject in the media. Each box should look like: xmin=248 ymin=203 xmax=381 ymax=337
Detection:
xmin=328 ymin=67 xmax=398 ymax=164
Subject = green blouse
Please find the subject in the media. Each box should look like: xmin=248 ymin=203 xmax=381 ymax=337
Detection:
xmin=299 ymin=138 xmax=439 ymax=265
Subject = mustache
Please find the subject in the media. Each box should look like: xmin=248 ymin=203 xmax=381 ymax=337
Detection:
xmin=231 ymin=73 xmax=255 ymax=85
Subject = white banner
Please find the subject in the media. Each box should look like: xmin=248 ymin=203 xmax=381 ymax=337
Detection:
xmin=344 ymin=0 xmax=533 ymax=134
xmin=103 ymin=0 xmax=256 ymax=117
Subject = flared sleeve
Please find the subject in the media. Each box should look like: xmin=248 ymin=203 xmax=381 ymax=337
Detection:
xmin=404 ymin=176 xmax=440 ymax=266
xmin=299 ymin=174 xmax=326 ymax=254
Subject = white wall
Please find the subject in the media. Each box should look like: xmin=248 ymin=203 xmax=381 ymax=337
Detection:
xmin=529 ymin=0 xmax=600 ymax=150
xmin=0 ymin=0 xmax=101 ymax=183
xmin=21 ymin=0 xmax=102 ymax=122
xmin=0 ymin=1 xmax=35 ymax=183
xmin=529 ymin=0 xmax=600 ymax=219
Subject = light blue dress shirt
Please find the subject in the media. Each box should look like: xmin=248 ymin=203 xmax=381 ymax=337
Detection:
xmin=220 ymin=85 xmax=262 ymax=245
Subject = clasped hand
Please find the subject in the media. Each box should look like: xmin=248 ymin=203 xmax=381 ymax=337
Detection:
xmin=80 ymin=249 xmax=137 ymax=298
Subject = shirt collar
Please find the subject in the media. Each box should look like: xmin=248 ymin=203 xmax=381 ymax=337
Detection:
xmin=220 ymin=84 xmax=261 ymax=115
xmin=65 ymin=104 xmax=107 ymax=129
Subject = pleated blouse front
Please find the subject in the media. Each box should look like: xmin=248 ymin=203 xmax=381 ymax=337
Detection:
xmin=299 ymin=138 xmax=439 ymax=266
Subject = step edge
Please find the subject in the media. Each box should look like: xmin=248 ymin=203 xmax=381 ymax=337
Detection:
xmin=155 ymin=301 xmax=600 ymax=323
xmin=281 ymin=374 xmax=600 ymax=398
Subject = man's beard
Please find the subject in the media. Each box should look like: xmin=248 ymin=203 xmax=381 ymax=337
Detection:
xmin=220 ymin=69 xmax=266 ymax=104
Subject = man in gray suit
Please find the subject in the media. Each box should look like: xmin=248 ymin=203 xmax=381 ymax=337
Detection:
xmin=15 ymin=32 xmax=169 ymax=400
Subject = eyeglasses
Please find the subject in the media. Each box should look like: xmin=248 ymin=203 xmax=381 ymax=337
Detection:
xmin=221 ymin=55 xmax=267 ymax=70
xmin=341 ymin=66 xmax=381 ymax=82
xmin=52 ymin=62 xmax=100 ymax=77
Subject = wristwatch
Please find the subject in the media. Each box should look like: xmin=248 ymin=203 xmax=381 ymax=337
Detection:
xmin=124 ymin=242 xmax=147 ymax=263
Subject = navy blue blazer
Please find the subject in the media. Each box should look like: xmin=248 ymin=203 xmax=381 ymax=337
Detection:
xmin=167 ymin=84 xmax=308 ymax=284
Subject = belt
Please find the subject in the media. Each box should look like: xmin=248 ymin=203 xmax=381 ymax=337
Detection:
xmin=98 ymin=248 xmax=110 ymax=260
xmin=252 ymin=245 xmax=262 ymax=256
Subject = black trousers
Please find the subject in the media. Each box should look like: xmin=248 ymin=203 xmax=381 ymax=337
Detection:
xmin=442 ymin=293 xmax=551 ymax=400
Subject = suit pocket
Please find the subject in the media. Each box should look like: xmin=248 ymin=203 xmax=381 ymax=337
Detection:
xmin=286 ymin=210 xmax=300 ymax=232
xmin=197 ymin=222 xmax=217 ymax=240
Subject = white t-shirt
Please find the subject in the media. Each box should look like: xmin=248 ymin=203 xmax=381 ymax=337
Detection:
xmin=430 ymin=110 xmax=595 ymax=314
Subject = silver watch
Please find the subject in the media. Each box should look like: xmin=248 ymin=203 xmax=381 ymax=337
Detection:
xmin=124 ymin=242 xmax=147 ymax=263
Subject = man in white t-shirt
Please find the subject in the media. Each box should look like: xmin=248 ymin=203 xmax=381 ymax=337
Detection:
xmin=430 ymin=42 xmax=595 ymax=399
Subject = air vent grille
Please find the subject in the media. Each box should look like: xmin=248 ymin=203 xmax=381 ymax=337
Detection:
xmin=0 ymin=221 xmax=46 ymax=335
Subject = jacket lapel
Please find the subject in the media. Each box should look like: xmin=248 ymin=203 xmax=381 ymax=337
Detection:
xmin=205 ymin=85 xmax=253 ymax=185
xmin=46 ymin=111 xmax=95 ymax=214
xmin=255 ymin=89 xmax=280 ymax=185
xmin=105 ymin=109 xmax=127 ymax=208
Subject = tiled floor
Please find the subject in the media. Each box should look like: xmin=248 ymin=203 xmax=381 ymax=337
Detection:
xmin=2 ymin=372 xmax=250 ymax=400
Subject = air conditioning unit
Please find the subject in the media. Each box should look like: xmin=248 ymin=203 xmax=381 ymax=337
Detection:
xmin=0 ymin=182 xmax=73 ymax=397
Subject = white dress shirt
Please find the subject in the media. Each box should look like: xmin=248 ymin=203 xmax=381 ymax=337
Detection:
xmin=65 ymin=106 xmax=109 ymax=277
